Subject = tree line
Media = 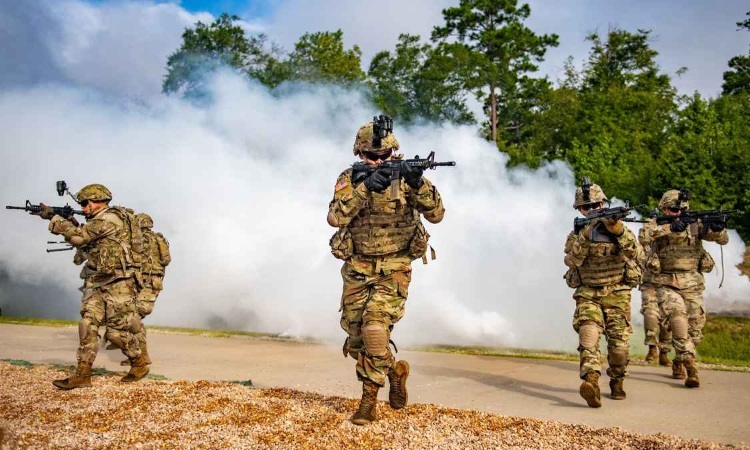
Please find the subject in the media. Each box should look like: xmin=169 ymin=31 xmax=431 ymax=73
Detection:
xmin=162 ymin=2 xmax=750 ymax=243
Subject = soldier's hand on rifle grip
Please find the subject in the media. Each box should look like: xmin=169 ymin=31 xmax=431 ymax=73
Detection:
xmin=69 ymin=216 xmax=81 ymax=227
xmin=364 ymin=167 xmax=390 ymax=193
xmin=709 ymin=222 xmax=726 ymax=232
xmin=33 ymin=203 xmax=55 ymax=220
xmin=603 ymin=218 xmax=624 ymax=236
xmin=401 ymin=161 xmax=425 ymax=189
xmin=670 ymin=220 xmax=688 ymax=233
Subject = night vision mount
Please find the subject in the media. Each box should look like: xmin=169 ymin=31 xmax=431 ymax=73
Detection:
xmin=372 ymin=114 xmax=393 ymax=148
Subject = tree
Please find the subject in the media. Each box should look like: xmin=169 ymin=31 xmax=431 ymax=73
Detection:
xmin=286 ymin=30 xmax=365 ymax=84
xmin=722 ymin=11 xmax=750 ymax=96
xmin=367 ymin=34 xmax=473 ymax=124
xmin=431 ymin=0 xmax=558 ymax=142
xmin=162 ymin=13 xmax=285 ymax=96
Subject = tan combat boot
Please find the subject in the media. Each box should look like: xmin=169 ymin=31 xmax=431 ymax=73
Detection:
xmin=387 ymin=360 xmax=410 ymax=409
xmin=121 ymin=342 xmax=151 ymax=366
xmin=684 ymin=358 xmax=700 ymax=388
xmin=121 ymin=354 xmax=150 ymax=383
xmin=658 ymin=350 xmax=671 ymax=367
xmin=672 ymin=359 xmax=687 ymax=380
xmin=579 ymin=371 xmax=602 ymax=408
xmin=609 ymin=378 xmax=626 ymax=400
xmin=52 ymin=362 xmax=92 ymax=390
xmin=351 ymin=381 xmax=380 ymax=425
xmin=645 ymin=345 xmax=658 ymax=363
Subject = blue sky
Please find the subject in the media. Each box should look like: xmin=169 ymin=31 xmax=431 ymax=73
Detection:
xmin=178 ymin=0 xmax=270 ymax=17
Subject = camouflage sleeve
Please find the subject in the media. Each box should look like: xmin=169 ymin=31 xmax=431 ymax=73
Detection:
xmin=616 ymin=227 xmax=642 ymax=260
xmin=327 ymin=170 xmax=369 ymax=227
xmin=408 ymin=178 xmax=445 ymax=224
xmin=638 ymin=219 xmax=657 ymax=245
xmin=700 ymin=224 xmax=729 ymax=245
xmin=49 ymin=215 xmax=117 ymax=247
xmin=644 ymin=222 xmax=672 ymax=242
xmin=564 ymin=231 xmax=589 ymax=268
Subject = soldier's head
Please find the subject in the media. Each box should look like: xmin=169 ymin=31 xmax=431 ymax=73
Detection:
xmin=573 ymin=182 xmax=608 ymax=216
xmin=353 ymin=115 xmax=399 ymax=165
xmin=136 ymin=213 xmax=154 ymax=230
xmin=75 ymin=184 xmax=112 ymax=218
xmin=659 ymin=189 xmax=689 ymax=217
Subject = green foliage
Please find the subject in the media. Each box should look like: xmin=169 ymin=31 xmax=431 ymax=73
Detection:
xmin=431 ymin=0 xmax=558 ymax=142
xmin=286 ymin=30 xmax=365 ymax=85
xmin=367 ymin=34 xmax=473 ymax=124
xmin=722 ymin=11 xmax=750 ymax=96
xmin=700 ymin=316 xmax=750 ymax=365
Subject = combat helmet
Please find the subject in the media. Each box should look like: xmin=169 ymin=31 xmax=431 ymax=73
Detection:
xmin=136 ymin=213 xmax=154 ymax=229
xmin=659 ymin=189 xmax=690 ymax=211
xmin=75 ymin=184 xmax=112 ymax=203
xmin=353 ymin=116 xmax=400 ymax=156
xmin=573 ymin=178 xmax=608 ymax=209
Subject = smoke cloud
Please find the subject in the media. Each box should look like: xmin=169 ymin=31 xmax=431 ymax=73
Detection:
xmin=1 ymin=73 xmax=748 ymax=352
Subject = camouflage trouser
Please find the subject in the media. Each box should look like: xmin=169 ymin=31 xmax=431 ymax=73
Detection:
xmin=657 ymin=285 xmax=702 ymax=361
xmin=640 ymin=284 xmax=672 ymax=352
xmin=78 ymin=277 xmax=141 ymax=365
xmin=133 ymin=275 xmax=163 ymax=350
xmin=339 ymin=264 xmax=410 ymax=387
xmin=572 ymin=287 xmax=632 ymax=380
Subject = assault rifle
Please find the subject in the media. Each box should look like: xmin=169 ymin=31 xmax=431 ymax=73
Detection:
xmin=6 ymin=200 xmax=83 ymax=219
xmin=352 ymin=151 xmax=456 ymax=200
xmin=655 ymin=209 xmax=737 ymax=228
xmin=573 ymin=203 xmax=648 ymax=234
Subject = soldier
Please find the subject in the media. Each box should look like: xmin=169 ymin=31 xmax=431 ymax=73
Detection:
xmin=564 ymin=181 xmax=643 ymax=408
xmin=639 ymin=219 xmax=673 ymax=367
xmin=327 ymin=117 xmax=445 ymax=425
xmin=34 ymin=184 xmax=149 ymax=389
xmin=119 ymin=213 xmax=171 ymax=366
xmin=640 ymin=189 xmax=728 ymax=387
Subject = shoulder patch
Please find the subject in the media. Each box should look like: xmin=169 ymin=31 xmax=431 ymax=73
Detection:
xmin=335 ymin=179 xmax=349 ymax=192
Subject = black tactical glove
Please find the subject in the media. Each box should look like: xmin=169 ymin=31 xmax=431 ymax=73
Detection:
xmin=709 ymin=222 xmax=726 ymax=232
xmin=401 ymin=161 xmax=425 ymax=189
xmin=670 ymin=219 xmax=688 ymax=233
xmin=31 ymin=202 xmax=55 ymax=220
xmin=364 ymin=166 xmax=391 ymax=193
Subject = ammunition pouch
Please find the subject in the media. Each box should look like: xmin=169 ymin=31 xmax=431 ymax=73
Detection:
xmin=329 ymin=227 xmax=354 ymax=260
xmin=564 ymin=268 xmax=582 ymax=288
xmin=407 ymin=222 xmax=430 ymax=261
xmin=623 ymin=260 xmax=643 ymax=287
xmin=698 ymin=250 xmax=715 ymax=273
xmin=645 ymin=252 xmax=661 ymax=275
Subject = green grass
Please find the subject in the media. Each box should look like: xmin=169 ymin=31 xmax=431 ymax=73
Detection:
xmin=1 ymin=358 xmax=168 ymax=380
xmin=699 ymin=316 xmax=750 ymax=366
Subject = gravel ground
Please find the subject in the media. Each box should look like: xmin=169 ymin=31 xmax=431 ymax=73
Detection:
xmin=0 ymin=362 xmax=744 ymax=450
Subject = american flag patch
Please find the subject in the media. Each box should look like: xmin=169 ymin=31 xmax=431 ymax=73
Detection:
xmin=335 ymin=179 xmax=348 ymax=191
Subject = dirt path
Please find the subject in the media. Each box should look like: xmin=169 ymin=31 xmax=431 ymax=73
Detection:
xmin=1 ymin=323 xmax=748 ymax=446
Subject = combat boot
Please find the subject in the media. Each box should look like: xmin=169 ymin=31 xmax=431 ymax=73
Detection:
xmin=684 ymin=358 xmax=700 ymax=388
xmin=351 ymin=381 xmax=379 ymax=425
xmin=672 ymin=359 xmax=687 ymax=380
xmin=658 ymin=350 xmax=671 ymax=367
xmin=52 ymin=362 xmax=92 ymax=390
xmin=121 ymin=342 xmax=151 ymax=366
xmin=609 ymin=378 xmax=626 ymax=400
xmin=645 ymin=345 xmax=658 ymax=363
xmin=579 ymin=371 xmax=602 ymax=408
xmin=121 ymin=354 xmax=150 ymax=383
xmin=387 ymin=360 xmax=410 ymax=409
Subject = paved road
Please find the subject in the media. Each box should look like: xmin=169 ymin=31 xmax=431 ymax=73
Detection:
xmin=1 ymin=323 xmax=748 ymax=446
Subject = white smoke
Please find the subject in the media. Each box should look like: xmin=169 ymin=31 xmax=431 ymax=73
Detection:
xmin=0 ymin=73 xmax=748 ymax=352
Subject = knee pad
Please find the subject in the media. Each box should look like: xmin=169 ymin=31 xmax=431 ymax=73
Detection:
xmin=608 ymin=348 xmax=629 ymax=366
xmin=670 ymin=315 xmax=689 ymax=339
xmin=643 ymin=311 xmax=659 ymax=331
xmin=362 ymin=323 xmax=389 ymax=357
xmin=579 ymin=322 xmax=600 ymax=349
xmin=104 ymin=330 xmax=124 ymax=350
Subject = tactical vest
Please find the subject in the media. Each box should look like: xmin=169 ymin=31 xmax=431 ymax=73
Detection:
xmin=653 ymin=232 xmax=703 ymax=273
xmin=86 ymin=207 xmax=143 ymax=278
xmin=577 ymin=237 xmax=628 ymax=287
xmin=348 ymin=185 xmax=419 ymax=256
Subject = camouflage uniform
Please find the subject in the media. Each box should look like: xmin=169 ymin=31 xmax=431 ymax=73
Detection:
xmin=130 ymin=213 xmax=171 ymax=364
xmin=329 ymin=119 xmax=445 ymax=424
xmin=564 ymin=183 xmax=643 ymax=406
xmin=43 ymin=184 xmax=149 ymax=389
xmin=639 ymin=222 xmax=673 ymax=357
xmin=641 ymin=191 xmax=728 ymax=367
